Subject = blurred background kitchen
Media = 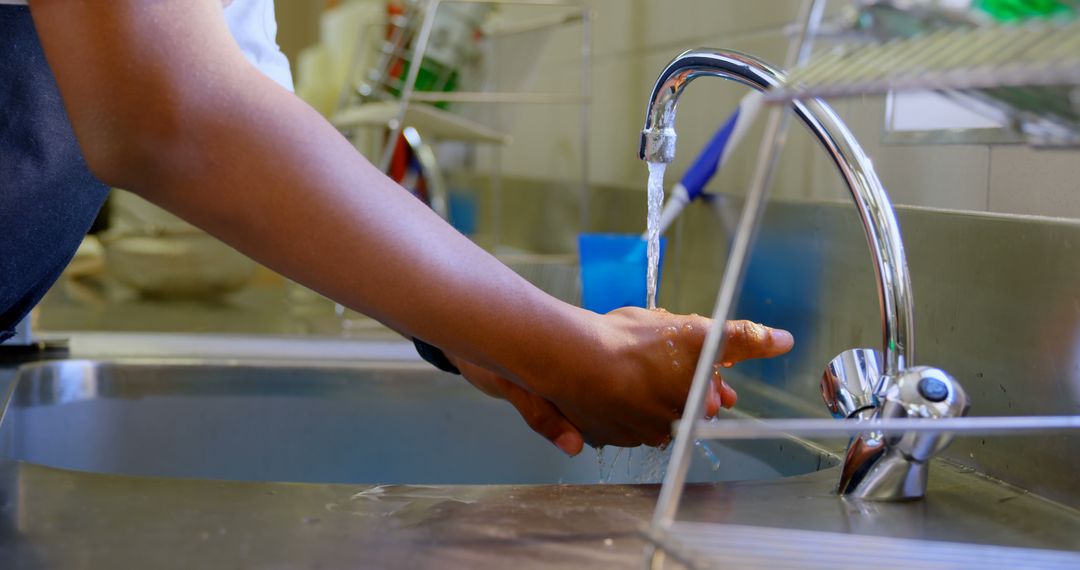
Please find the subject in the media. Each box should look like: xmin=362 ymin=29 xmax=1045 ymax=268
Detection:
xmin=28 ymin=0 xmax=1080 ymax=342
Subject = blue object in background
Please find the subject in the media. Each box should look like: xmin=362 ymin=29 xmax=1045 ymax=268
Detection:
xmin=578 ymin=233 xmax=666 ymax=314
xmin=448 ymin=191 xmax=477 ymax=236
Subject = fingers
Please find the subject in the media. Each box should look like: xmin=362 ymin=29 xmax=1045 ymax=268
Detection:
xmin=721 ymin=320 xmax=794 ymax=364
xmin=453 ymin=360 xmax=504 ymax=399
xmin=637 ymin=310 xmax=792 ymax=366
xmin=454 ymin=357 xmax=585 ymax=455
xmin=501 ymin=381 xmax=585 ymax=457
xmin=706 ymin=371 xmax=738 ymax=417
xmin=705 ymin=384 xmax=721 ymax=418
xmin=717 ymin=375 xmax=738 ymax=409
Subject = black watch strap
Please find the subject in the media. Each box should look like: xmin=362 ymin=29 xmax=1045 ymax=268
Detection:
xmin=412 ymin=338 xmax=461 ymax=375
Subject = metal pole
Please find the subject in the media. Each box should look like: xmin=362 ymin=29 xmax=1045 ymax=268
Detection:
xmin=378 ymin=0 xmax=442 ymax=173
xmin=487 ymin=9 xmax=503 ymax=247
xmin=578 ymin=6 xmax=592 ymax=233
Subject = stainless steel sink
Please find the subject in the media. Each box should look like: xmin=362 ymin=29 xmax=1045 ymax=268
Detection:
xmin=0 ymin=360 xmax=836 ymax=485
xmin=2 ymin=358 xmax=1076 ymax=570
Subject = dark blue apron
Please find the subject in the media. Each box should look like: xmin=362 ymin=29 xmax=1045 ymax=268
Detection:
xmin=0 ymin=6 xmax=110 ymax=341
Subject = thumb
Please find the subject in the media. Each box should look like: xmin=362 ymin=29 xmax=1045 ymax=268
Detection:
xmin=720 ymin=320 xmax=794 ymax=364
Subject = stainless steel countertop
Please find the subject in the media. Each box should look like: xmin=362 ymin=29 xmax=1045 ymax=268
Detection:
xmin=35 ymin=276 xmax=400 ymax=339
xmin=1 ymin=459 xmax=1076 ymax=568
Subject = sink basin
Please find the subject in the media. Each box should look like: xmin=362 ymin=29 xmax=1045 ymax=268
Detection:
xmin=0 ymin=360 xmax=836 ymax=485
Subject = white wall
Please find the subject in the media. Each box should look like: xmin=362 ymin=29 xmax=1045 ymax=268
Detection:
xmin=476 ymin=0 xmax=1080 ymax=218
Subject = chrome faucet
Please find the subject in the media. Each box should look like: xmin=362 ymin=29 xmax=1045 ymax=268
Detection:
xmin=639 ymin=48 xmax=969 ymax=501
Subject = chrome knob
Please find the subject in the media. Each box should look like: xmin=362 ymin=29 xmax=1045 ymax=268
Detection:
xmin=880 ymin=366 xmax=971 ymax=462
xmin=821 ymin=348 xmax=884 ymax=420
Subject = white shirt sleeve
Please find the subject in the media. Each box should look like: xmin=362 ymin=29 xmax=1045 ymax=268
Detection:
xmin=224 ymin=0 xmax=295 ymax=92
xmin=1 ymin=0 xmax=294 ymax=92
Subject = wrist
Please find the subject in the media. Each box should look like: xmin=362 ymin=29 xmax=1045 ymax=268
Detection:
xmin=518 ymin=304 xmax=607 ymax=402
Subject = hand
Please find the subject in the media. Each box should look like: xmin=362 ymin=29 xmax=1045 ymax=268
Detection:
xmin=526 ymin=308 xmax=793 ymax=448
xmin=447 ymin=354 xmax=586 ymax=457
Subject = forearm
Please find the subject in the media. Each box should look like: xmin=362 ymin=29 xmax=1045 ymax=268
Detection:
xmin=28 ymin=0 xmax=595 ymax=391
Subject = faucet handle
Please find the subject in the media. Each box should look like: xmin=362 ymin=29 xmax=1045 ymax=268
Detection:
xmin=880 ymin=366 xmax=971 ymax=462
xmin=821 ymin=348 xmax=884 ymax=420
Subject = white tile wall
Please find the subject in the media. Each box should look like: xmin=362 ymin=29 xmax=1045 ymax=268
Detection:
xmin=988 ymin=147 xmax=1080 ymax=219
xmin=473 ymin=0 xmax=1080 ymax=220
xmin=836 ymin=96 xmax=992 ymax=211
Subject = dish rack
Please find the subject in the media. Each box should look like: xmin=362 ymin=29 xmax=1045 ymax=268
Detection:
xmin=770 ymin=2 xmax=1080 ymax=146
xmin=332 ymin=0 xmax=593 ymax=231
xmin=641 ymin=1 xmax=1080 ymax=568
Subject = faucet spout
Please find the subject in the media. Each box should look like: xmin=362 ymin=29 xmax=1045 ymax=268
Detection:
xmin=638 ymin=48 xmax=914 ymax=381
xmin=638 ymin=49 xmax=966 ymax=501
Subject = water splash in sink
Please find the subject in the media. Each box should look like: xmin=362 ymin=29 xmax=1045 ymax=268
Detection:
xmin=591 ymin=441 xmax=724 ymax=483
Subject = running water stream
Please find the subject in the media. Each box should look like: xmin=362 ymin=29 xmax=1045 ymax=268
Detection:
xmin=642 ymin=162 xmax=671 ymax=480
xmin=591 ymin=161 xmax=727 ymax=484
xmin=645 ymin=161 xmax=667 ymax=310
xmin=589 ymin=161 xmax=724 ymax=484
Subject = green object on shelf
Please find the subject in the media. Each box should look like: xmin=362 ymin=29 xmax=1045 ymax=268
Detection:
xmin=977 ymin=0 xmax=1076 ymax=21
xmin=387 ymin=58 xmax=459 ymax=111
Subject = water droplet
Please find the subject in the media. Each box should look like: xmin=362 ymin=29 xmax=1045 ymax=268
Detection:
xmin=695 ymin=439 xmax=723 ymax=471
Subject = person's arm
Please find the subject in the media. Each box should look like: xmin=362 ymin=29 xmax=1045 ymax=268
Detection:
xmin=27 ymin=0 xmax=792 ymax=449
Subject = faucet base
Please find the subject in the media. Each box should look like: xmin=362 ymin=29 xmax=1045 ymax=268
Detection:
xmin=843 ymin=453 xmax=930 ymax=502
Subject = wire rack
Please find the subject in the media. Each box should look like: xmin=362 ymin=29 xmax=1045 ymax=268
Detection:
xmin=767 ymin=9 xmax=1080 ymax=145
xmin=770 ymin=19 xmax=1080 ymax=99
xmin=332 ymin=0 xmax=593 ymax=256
xmin=334 ymin=0 xmax=592 ymax=189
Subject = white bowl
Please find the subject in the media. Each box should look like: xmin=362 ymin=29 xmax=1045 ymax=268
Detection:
xmin=105 ymin=233 xmax=257 ymax=298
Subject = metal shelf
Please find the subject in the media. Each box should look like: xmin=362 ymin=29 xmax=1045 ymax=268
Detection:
xmin=766 ymin=14 xmax=1080 ymax=145
xmin=406 ymin=91 xmax=588 ymax=104
xmin=332 ymin=101 xmax=511 ymax=143
xmin=768 ymin=19 xmax=1080 ymax=102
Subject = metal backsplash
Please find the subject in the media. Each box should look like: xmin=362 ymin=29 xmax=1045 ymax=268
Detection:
xmin=457 ymin=172 xmax=1080 ymax=507
xmin=686 ymin=198 xmax=1080 ymax=509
